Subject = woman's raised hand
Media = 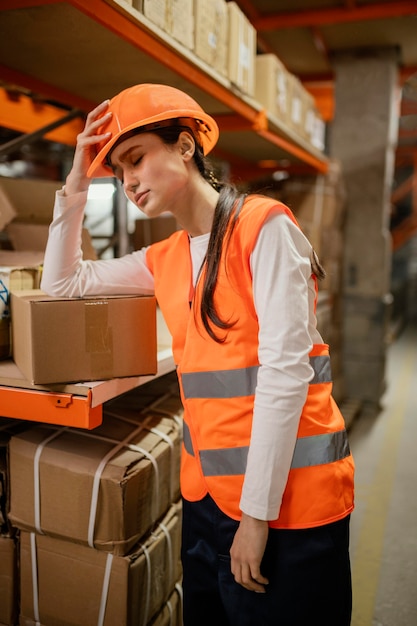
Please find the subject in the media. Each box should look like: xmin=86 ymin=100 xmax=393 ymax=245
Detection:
xmin=65 ymin=100 xmax=112 ymax=195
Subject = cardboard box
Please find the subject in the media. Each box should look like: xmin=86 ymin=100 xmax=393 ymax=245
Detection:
xmin=301 ymin=89 xmax=316 ymax=142
xmin=149 ymin=585 xmax=183 ymax=626
xmin=0 ymin=177 xmax=97 ymax=259
xmin=19 ymin=502 xmax=182 ymax=626
xmin=8 ymin=397 xmax=182 ymax=554
xmin=0 ymin=251 xmax=44 ymax=359
xmin=283 ymin=181 xmax=346 ymax=232
xmin=140 ymin=0 xmax=167 ymax=30
xmin=287 ymin=73 xmax=304 ymax=135
xmin=282 ymin=161 xmax=346 ymax=230
xmin=168 ymin=0 xmax=194 ymax=50
xmin=11 ymin=290 xmax=157 ymax=384
xmin=255 ymin=53 xmax=291 ymax=126
xmin=227 ymin=2 xmax=256 ymax=96
xmin=0 ymin=177 xmax=60 ymax=226
xmin=0 ymin=182 xmax=17 ymax=232
xmin=127 ymin=1 xmax=193 ymax=49
xmin=132 ymin=215 xmax=178 ymax=249
xmin=0 ymin=416 xmax=32 ymax=535
xmin=311 ymin=112 xmax=326 ymax=152
xmin=0 ymin=536 xmax=18 ymax=626
xmin=194 ymin=0 xmax=228 ymax=76
xmin=6 ymin=222 xmax=97 ymax=260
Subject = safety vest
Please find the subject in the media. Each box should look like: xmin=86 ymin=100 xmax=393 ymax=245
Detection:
xmin=146 ymin=195 xmax=354 ymax=529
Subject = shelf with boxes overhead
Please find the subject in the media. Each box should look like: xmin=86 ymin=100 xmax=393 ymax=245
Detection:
xmin=0 ymin=0 xmax=328 ymax=176
xmin=0 ymin=0 xmax=328 ymax=431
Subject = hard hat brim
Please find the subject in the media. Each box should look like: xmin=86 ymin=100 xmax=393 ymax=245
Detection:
xmin=87 ymin=109 xmax=219 ymax=179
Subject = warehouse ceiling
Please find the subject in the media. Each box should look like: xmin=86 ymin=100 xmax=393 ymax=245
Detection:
xmin=236 ymin=0 xmax=417 ymax=78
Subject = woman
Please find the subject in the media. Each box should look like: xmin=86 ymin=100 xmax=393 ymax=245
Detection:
xmin=41 ymin=83 xmax=354 ymax=626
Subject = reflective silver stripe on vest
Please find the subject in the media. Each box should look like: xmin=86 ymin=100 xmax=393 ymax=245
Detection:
xmin=290 ymin=429 xmax=350 ymax=469
xmin=182 ymin=421 xmax=350 ymax=475
xmin=181 ymin=356 xmax=331 ymax=400
xmin=183 ymin=419 xmax=194 ymax=456
xmin=200 ymin=446 xmax=248 ymax=476
xmin=310 ymin=355 xmax=332 ymax=384
xmin=182 ymin=366 xmax=259 ymax=399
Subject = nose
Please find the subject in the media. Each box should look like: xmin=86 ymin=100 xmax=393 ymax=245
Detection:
xmin=123 ymin=170 xmax=139 ymax=194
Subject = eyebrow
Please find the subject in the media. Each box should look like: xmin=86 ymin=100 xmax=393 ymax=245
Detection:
xmin=109 ymin=144 xmax=143 ymax=169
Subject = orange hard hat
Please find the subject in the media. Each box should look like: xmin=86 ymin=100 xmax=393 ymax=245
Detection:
xmin=87 ymin=83 xmax=219 ymax=178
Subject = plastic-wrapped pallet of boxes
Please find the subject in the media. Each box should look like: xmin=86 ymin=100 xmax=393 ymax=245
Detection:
xmin=194 ymin=0 xmax=229 ymax=77
xmin=7 ymin=372 xmax=184 ymax=625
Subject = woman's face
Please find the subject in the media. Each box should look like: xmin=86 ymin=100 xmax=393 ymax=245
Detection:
xmin=108 ymin=131 xmax=193 ymax=218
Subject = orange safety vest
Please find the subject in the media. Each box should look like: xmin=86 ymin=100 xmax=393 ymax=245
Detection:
xmin=146 ymin=195 xmax=354 ymax=529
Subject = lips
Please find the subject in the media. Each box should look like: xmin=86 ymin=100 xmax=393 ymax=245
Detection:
xmin=134 ymin=190 xmax=149 ymax=207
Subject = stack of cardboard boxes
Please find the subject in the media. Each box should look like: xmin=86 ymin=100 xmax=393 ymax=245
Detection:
xmin=0 ymin=175 xmax=182 ymax=623
xmin=254 ymin=53 xmax=325 ymax=148
xmin=0 ymin=417 xmax=29 ymax=626
xmin=3 ymin=372 xmax=184 ymax=625
xmin=280 ymin=160 xmax=347 ymax=401
xmin=0 ymin=177 xmax=99 ymax=362
xmin=113 ymin=0 xmax=257 ymax=96
xmin=108 ymin=0 xmax=325 ymax=151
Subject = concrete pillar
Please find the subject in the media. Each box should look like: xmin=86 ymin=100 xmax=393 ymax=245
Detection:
xmin=329 ymin=48 xmax=400 ymax=406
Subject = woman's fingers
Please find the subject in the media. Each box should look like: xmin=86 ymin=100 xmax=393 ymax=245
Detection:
xmin=79 ymin=101 xmax=112 ymax=145
xmin=65 ymin=101 xmax=112 ymax=193
xmin=84 ymin=100 xmax=112 ymax=136
xmin=232 ymin=563 xmax=268 ymax=593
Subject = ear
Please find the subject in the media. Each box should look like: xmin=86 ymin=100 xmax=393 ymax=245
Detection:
xmin=178 ymin=131 xmax=195 ymax=161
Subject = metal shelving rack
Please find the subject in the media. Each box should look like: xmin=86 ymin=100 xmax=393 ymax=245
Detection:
xmin=0 ymin=0 xmax=328 ymax=428
xmin=0 ymin=311 xmax=174 ymax=429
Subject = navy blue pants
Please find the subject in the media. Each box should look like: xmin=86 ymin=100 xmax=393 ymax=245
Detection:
xmin=181 ymin=495 xmax=352 ymax=626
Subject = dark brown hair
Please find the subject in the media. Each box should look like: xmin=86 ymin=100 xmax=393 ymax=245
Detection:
xmin=151 ymin=124 xmax=325 ymax=342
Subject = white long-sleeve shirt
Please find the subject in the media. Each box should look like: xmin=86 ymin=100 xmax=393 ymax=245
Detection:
xmin=41 ymin=189 xmax=324 ymax=521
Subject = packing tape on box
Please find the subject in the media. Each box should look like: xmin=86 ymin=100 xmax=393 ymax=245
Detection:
xmin=155 ymin=522 xmax=174 ymax=592
xmin=29 ymin=533 xmax=40 ymax=626
xmin=163 ymin=583 xmax=183 ymax=624
xmin=97 ymin=552 xmax=114 ymax=626
xmin=34 ymin=428 xmax=69 ymax=534
xmin=140 ymin=543 xmax=152 ymax=624
xmin=85 ymin=301 xmax=114 ymax=380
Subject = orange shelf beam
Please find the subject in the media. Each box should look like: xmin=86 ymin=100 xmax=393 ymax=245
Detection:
xmin=0 ymin=63 xmax=97 ymax=112
xmin=257 ymin=128 xmax=328 ymax=174
xmin=254 ymin=1 xmax=417 ymax=30
xmin=0 ymin=87 xmax=83 ymax=146
xmin=0 ymin=386 xmax=102 ymax=429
